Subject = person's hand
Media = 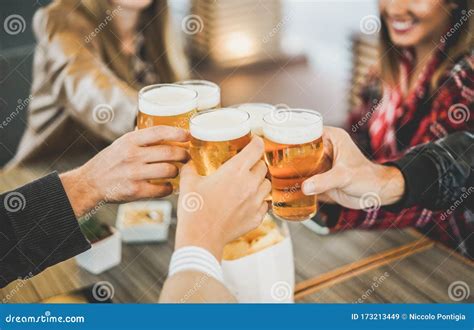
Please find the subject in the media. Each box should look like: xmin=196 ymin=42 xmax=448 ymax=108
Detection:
xmin=301 ymin=126 xmax=405 ymax=209
xmin=60 ymin=126 xmax=190 ymax=217
xmin=175 ymin=137 xmax=271 ymax=261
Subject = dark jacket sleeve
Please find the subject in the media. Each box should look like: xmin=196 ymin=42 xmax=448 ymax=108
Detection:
xmin=0 ymin=172 xmax=90 ymax=288
xmin=385 ymin=131 xmax=473 ymax=211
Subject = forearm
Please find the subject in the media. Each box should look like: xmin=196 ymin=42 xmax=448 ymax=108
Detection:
xmin=0 ymin=172 xmax=90 ymax=288
xmin=60 ymin=167 xmax=102 ymax=218
xmin=160 ymin=271 xmax=236 ymax=303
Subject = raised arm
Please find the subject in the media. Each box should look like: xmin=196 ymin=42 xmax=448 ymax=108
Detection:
xmin=160 ymin=137 xmax=271 ymax=303
xmin=0 ymin=126 xmax=189 ymax=288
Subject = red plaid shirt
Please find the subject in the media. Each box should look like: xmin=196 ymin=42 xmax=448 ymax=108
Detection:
xmin=326 ymin=43 xmax=474 ymax=257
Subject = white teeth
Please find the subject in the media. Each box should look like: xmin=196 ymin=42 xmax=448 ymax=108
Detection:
xmin=392 ymin=20 xmax=414 ymax=30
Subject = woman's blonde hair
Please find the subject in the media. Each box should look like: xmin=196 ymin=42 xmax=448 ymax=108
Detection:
xmin=379 ymin=0 xmax=473 ymax=90
xmin=45 ymin=0 xmax=188 ymax=89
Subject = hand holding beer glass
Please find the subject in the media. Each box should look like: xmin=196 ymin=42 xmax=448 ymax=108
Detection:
xmin=262 ymin=109 xmax=324 ymax=221
xmin=137 ymin=84 xmax=198 ymax=190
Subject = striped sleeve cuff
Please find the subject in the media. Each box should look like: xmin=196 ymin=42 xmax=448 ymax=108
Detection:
xmin=168 ymin=246 xmax=224 ymax=283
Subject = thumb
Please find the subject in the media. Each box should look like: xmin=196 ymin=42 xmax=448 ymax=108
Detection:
xmin=180 ymin=161 xmax=199 ymax=185
xmin=302 ymin=166 xmax=348 ymax=195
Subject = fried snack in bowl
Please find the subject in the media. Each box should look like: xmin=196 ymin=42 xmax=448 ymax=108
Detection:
xmin=223 ymin=214 xmax=284 ymax=261
xmin=221 ymin=215 xmax=294 ymax=303
xmin=223 ymin=239 xmax=251 ymax=261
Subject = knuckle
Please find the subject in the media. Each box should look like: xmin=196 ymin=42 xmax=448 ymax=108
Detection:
xmin=162 ymin=163 xmax=178 ymax=178
xmin=124 ymin=146 xmax=139 ymax=162
xmin=126 ymin=183 xmax=140 ymax=198
xmin=245 ymin=181 xmax=258 ymax=197
xmin=263 ymin=179 xmax=272 ymax=193
xmin=159 ymin=146 xmax=173 ymax=159
xmin=124 ymin=166 xmax=137 ymax=180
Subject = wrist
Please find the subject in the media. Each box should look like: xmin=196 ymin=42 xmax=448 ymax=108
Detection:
xmin=60 ymin=166 xmax=103 ymax=218
xmin=373 ymin=164 xmax=405 ymax=205
xmin=175 ymin=226 xmax=224 ymax=262
xmin=169 ymin=246 xmax=224 ymax=283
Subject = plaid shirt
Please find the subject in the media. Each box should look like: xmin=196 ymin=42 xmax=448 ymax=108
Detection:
xmin=326 ymin=44 xmax=474 ymax=258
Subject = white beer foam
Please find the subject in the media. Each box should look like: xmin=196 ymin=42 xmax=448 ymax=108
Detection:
xmin=236 ymin=103 xmax=275 ymax=136
xmin=139 ymin=85 xmax=197 ymax=116
xmin=263 ymin=110 xmax=323 ymax=145
xmin=187 ymin=84 xmax=220 ymax=110
xmin=191 ymin=109 xmax=250 ymax=142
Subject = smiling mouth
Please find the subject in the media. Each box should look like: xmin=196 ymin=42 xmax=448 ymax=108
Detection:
xmin=389 ymin=18 xmax=418 ymax=34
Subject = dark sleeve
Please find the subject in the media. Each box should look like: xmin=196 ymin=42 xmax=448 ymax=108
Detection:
xmin=384 ymin=131 xmax=474 ymax=212
xmin=0 ymin=172 xmax=90 ymax=288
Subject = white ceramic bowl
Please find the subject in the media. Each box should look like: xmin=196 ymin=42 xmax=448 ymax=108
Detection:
xmin=116 ymin=200 xmax=172 ymax=243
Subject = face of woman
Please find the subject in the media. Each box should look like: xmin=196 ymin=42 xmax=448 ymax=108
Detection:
xmin=111 ymin=0 xmax=153 ymax=10
xmin=379 ymin=0 xmax=456 ymax=48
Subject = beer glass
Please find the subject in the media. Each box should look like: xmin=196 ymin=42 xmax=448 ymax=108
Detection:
xmin=233 ymin=103 xmax=276 ymax=137
xmin=137 ymin=84 xmax=198 ymax=189
xmin=178 ymin=80 xmax=221 ymax=111
xmin=262 ymin=109 xmax=324 ymax=221
xmin=190 ymin=108 xmax=251 ymax=176
xmin=234 ymin=103 xmax=276 ymax=202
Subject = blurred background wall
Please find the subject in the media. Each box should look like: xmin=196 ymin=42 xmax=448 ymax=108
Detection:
xmin=0 ymin=0 xmax=377 ymax=167
xmin=1 ymin=1 xmax=51 ymax=166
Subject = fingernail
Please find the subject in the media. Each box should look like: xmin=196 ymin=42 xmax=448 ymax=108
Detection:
xmin=302 ymin=181 xmax=315 ymax=195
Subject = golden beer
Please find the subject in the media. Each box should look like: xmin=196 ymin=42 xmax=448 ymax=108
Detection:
xmin=233 ymin=103 xmax=276 ymax=137
xmin=137 ymin=84 xmax=198 ymax=189
xmin=190 ymin=108 xmax=251 ymax=176
xmin=263 ymin=109 xmax=324 ymax=221
xmin=178 ymin=80 xmax=221 ymax=111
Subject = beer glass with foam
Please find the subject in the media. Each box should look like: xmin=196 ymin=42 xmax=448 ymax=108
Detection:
xmin=137 ymin=84 xmax=198 ymax=190
xmin=262 ymin=109 xmax=324 ymax=221
xmin=178 ymin=80 xmax=221 ymax=112
xmin=189 ymin=108 xmax=251 ymax=176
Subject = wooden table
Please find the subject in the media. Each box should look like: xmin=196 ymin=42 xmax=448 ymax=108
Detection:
xmin=1 ymin=61 xmax=473 ymax=303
